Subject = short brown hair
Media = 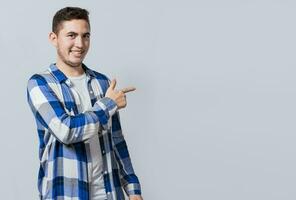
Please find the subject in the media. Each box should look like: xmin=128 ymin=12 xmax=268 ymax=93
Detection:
xmin=52 ymin=7 xmax=90 ymax=34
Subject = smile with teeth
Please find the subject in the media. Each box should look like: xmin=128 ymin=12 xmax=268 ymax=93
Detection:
xmin=70 ymin=50 xmax=84 ymax=57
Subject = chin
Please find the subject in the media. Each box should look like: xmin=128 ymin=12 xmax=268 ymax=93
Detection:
xmin=71 ymin=58 xmax=84 ymax=64
xmin=66 ymin=60 xmax=83 ymax=68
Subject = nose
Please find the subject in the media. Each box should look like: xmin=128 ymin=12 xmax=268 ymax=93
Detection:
xmin=74 ymin=36 xmax=83 ymax=48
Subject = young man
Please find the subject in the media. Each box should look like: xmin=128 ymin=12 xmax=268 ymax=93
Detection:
xmin=27 ymin=7 xmax=143 ymax=200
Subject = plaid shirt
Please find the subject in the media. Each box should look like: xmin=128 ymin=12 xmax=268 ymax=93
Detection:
xmin=27 ymin=63 xmax=141 ymax=200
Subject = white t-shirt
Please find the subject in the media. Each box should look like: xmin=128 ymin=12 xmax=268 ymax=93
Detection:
xmin=68 ymin=73 xmax=107 ymax=200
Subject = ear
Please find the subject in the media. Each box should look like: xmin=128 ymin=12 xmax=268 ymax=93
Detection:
xmin=49 ymin=32 xmax=58 ymax=47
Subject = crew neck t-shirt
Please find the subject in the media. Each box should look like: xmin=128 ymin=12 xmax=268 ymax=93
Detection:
xmin=68 ymin=73 xmax=107 ymax=200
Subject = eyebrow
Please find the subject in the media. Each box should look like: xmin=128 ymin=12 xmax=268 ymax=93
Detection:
xmin=66 ymin=31 xmax=90 ymax=36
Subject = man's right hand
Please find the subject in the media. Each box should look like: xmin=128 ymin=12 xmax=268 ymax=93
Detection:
xmin=105 ymin=79 xmax=136 ymax=109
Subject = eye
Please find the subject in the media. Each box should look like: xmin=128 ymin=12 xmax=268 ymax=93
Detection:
xmin=68 ymin=34 xmax=75 ymax=38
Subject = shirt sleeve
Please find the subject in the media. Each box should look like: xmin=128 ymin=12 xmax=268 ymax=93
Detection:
xmin=111 ymin=111 xmax=142 ymax=196
xmin=26 ymin=74 xmax=118 ymax=145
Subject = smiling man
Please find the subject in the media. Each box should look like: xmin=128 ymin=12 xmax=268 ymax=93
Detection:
xmin=26 ymin=7 xmax=142 ymax=200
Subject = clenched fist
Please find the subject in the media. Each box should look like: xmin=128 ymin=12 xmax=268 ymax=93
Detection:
xmin=105 ymin=79 xmax=136 ymax=109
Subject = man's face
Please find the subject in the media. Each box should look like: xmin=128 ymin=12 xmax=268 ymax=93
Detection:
xmin=50 ymin=19 xmax=90 ymax=68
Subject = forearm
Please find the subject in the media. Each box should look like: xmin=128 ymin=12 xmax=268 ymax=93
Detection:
xmin=47 ymin=98 xmax=117 ymax=144
xmin=114 ymin=148 xmax=142 ymax=196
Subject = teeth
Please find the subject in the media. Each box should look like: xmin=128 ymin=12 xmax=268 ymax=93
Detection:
xmin=71 ymin=50 xmax=83 ymax=57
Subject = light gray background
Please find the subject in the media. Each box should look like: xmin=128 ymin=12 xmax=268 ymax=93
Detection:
xmin=0 ymin=0 xmax=296 ymax=199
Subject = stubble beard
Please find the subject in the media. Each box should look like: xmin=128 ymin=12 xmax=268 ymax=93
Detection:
xmin=57 ymin=47 xmax=83 ymax=68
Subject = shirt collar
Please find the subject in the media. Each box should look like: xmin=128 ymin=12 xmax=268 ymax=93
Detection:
xmin=48 ymin=63 xmax=96 ymax=84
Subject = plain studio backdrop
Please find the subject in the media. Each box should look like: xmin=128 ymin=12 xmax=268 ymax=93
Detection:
xmin=0 ymin=0 xmax=296 ymax=199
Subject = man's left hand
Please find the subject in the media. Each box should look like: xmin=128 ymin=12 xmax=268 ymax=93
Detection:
xmin=129 ymin=194 xmax=143 ymax=200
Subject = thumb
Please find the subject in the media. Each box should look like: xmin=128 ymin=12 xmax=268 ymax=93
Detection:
xmin=109 ymin=79 xmax=116 ymax=90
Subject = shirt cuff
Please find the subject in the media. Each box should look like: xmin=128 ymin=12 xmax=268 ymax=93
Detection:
xmin=99 ymin=97 xmax=118 ymax=117
xmin=93 ymin=97 xmax=118 ymax=128
xmin=124 ymin=183 xmax=142 ymax=196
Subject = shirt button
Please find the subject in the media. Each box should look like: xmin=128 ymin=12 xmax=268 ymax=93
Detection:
xmin=90 ymin=90 xmax=93 ymax=94
xmin=102 ymin=150 xmax=105 ymax=154
xmin=104 ymin=171 xmax=108 ymax=174
xmin=65 ymin=80 xmax=72 ymax=86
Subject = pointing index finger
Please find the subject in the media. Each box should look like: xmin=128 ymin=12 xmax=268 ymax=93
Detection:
xmin=121 ymin=87 xmax=136 ymax=93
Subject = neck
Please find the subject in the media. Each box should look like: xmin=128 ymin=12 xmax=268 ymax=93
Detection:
xmin=55 ymin=58 xmax=85 ymax=77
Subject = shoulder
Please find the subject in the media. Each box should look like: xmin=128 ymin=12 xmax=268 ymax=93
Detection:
xmin=27 ymin=68 xmax=56 ymax=89
xmin=88 ymin=67 xmax=111 ymax=85
xmin=92 ymin=69 xmax=110 ymax=81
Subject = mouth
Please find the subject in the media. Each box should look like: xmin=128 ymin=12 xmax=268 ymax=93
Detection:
xmin=70 ymin=50 xmax=84 ymax=57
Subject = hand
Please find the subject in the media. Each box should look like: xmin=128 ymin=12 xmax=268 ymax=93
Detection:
xmin=129 ymin=194 xmax=143 ymax=200
xmin=105 ymin=79 xmax=136 ymax=109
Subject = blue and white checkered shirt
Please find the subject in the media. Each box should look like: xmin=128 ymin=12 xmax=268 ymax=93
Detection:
xmin=26 ymin=63 xmax=141 ymax=200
